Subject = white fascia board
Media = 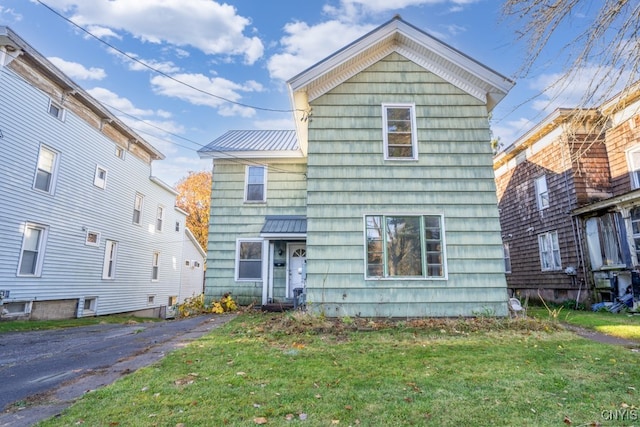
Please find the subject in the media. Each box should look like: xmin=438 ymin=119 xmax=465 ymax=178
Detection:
xmin=150 ymin=176 xmax=179 ymax=196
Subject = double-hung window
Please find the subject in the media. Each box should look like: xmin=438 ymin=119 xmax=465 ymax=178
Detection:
xmin=156 ymin=206 xmax=164 ymax=232
xmin=151 ymin=252 xmax=160 ymax=281
xmin=365 ymin=215 xmax=445 ymax=279
xmin=535 ymin=175 xmax=549 ymax=210
xmin=102 ymin=240 xmax=118 ymax=279
xmin=17 ymin=223 xmax=48 ymax=276
xmin=34 ymin=145 xmax=58 ymax=193
xmin=133 ymin=193 xmax=144 ymax=225
xmin=627 ymin=146 xmax=640 ymax=189
xmin=94 ymin=165 xmax=107 ymax=189
xmin=382 ymin=103 xmax=418 ymax=160
xmin=538 ymin=231 xmax=561 ymax=271
xmin=245 ymin=165 xmax=266 ymax=202
xmin=236 ymin=239 xmax=263 ymax=281
xmin=503 ymin=242 xmax=512 ymax=273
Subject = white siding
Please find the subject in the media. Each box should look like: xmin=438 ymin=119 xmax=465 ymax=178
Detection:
xmin=179 ymin=229 xmax=205 ymax=302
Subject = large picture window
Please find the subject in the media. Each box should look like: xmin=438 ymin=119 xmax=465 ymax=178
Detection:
xmin=382 ymin=103 xmax=417 ymax=160
xmin=17 ymin=223 xmax=48 ymax=276
xmin=538 ymin=231 xmax=562 ymax=271
xmin=236 ymin=239 xmax=263 ymax=280
xmin=365 ymin=215 xmax=445 ymax=279
xmin=245 ymin=166 xmax=266 ymax=202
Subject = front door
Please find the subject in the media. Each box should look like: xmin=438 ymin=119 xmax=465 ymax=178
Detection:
xmin=288 ymin=243 xmax=306 ymax=298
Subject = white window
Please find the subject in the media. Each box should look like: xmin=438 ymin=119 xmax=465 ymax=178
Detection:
xmin=538 ymin=231 xmax=562 ymax=271
xmin=33 ymin=145 xmax=59 ymax=194
xmin=631 ymin=207 xmax=640 ymax=263
xmin=175 ymin=221 xmax=180 ymax=232
xmin=382 ymin=103 xmax=418 ymax=160
xmin=85 ymin=231 xmax=100 ymax=246
xmin=535 ymin=175 xmax=549 ymax=210
xmin=185 ymin=260 xmax=191 ymax=267
xmin=94 ymin=165 xmax=107 ymax=189
xmin=586 ymin=213 xmax=624 ymax=269
xmin=503 ymin=242 xmax=512 ymax=274
xmin=147 ymin=295 xmax=155 ymax=305
xmin=2 ymin=301 xmax=32 ymax=317
xmin=102 ymin=240 xmax=118 ymax=279
xmin=193 ymin=260 xmax=201 ymax=268
xmin=133 ymin=193 xmax=144 ymax=225
xmin=115 ymin=146 xmax=125 ymax=160
xmin=236 ymin=239 xmax=263 ymax=281
xmin=83 ymin=297 xmax=97 ymax=315
xmin=627 ymin=147 xmax=640 ymax=189
xmin=245 ymin=165 xmax=266 ymax=202
xmin=151 ymin=252 xmax=160 ymax=281
xmin=156 ymin=206 xmax=165 ymax=231
xmin=17 ymin=223 xmax=48 ymax=277
xmin=365 ymin=215 xmax=445 ymax=279
xmin=48 ymin=99 xmax=65 ymax=121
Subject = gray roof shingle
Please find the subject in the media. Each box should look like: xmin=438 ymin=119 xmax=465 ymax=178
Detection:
xmin=199 ymin=130 xmax=298 ymax=154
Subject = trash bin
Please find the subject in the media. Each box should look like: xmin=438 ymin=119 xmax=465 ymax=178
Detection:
xmin=293 ymin=288 xmax=304 ymax=309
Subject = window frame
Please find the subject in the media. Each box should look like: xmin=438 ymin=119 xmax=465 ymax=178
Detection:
xmin=364 ymin=214 xmax=446 ymax=280
xmin=47 ymin=99 xmax=65 ymax=121
xmin=538 ymin=231 xmax=562 ymax=271
xmin=627 ymin=146 xmax=640 ymax=189
xmin=382 ymin=103 xmax=418 ymax=161
xmin=151 ymin=251 xmax=160 ymax=281
xmin=503 ymin=242 xmax=512 ymax=274
xmin=534 ymin=175 xmax=549 ymax=210
xmin=17 ymin=223 xmax=49 ymax=277
xmin=115 ymin=146 xmax=125 ymax=160
xmin=244 ymin=165 xmax=267 ymax=203
xmin=33 ymin=144 xmax=59 ymax=194
xmin=102 ymin=240 xmax=118 ymax=280
xmin=94 ymin=165 xmax=108 ymax=189
xmin=133 ymin=193 xmax=144 ymax=225
xmin=85 ymin=230 xmax=101 ymax=247
xmin=235 ymin=238 xmax=264 ymax=281
xmin=156 ymin=205 xmax=165 ymax=232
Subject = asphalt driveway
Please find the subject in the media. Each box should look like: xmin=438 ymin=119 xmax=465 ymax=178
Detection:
xmin=0 ymin=314 xmax=235 ymax=427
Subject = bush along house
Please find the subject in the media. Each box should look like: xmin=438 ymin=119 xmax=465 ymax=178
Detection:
xmin=199 ymin=16 xmax=515 ymax=317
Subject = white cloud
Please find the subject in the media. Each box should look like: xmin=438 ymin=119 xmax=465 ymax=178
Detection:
xmin=323 ymin=0 xmax=480 ymax=21
xmin=253 ymin=118 xmax=296 ymax=130
xmin=48 ymin=57 xmax=106 ymax=80
xmin=43 ymin=0 xmax=264 ymax=64
xmin=119 ymin=51 xmax=181 ymax=73
xmin=152 ymin=156 xmax=212 ymax=187
xmin=150 ymin=73 xmax=262 ymax=117
xmin=492 ymin=117 xmax=536 ymax=148
xmin=0 ymin=6 xmax=23 ymax=22
xmin=267 ymin=20 xmax=375 ymax=81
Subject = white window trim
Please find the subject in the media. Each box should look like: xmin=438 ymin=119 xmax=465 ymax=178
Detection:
xmin=81 ymin=297 xmax=98 ymax=316
xmin=85 ymin=230 xmax=101 ymax=247
xmin=535 ymin=175 xmax=549 ymax=210
xmin=363 ymin=213 xmax=447 ymax=280
xmin=235 ymin=238 xmax=265 ymax=281
xmin=102 ymin=240 xmax=118 ymax=279
xmin=151 ymin=251 xmax=160 ymax=282
xmin=244 ymin=165 xmax=267 ymax=203
xmin=1 ymin=301 xmax=33 ymax=317
xmin=538 ymin=231 xmax=562 ymax=271
xmin=156 ymin=205 xmax=165 ymax=232
xmin=382 ymin=103 xmax=418 ymax=161
xmin=17 ymin=222 xmax=49 ymax=277
xmin=33 ymin=144 xmax=59 ymax=195
xmin=133 ymin=193 xmax=144 ymax=225
xmin=115 ymin=146 xmax=125 ymax=160
xmin=626 ymin=146 xmax=640 ymax=189
xmin=94 ymin=165 xmax=108 ymax=189
xmin=47 ymin=99 xmax=65 ymax=121
xmin=147 ymin=294 xmax=156 ymax=306
xmin=503 ymin=242 xmax=512 ymax=274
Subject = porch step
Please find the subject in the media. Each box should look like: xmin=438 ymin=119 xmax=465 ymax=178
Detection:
xmin=261 ymin=302 xmax=294 ymax=312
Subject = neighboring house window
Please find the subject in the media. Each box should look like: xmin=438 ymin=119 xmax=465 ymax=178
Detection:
xmin=627 ymin=147 xmax=640 ymax=189
xmin=236 ymin=239 xmax=263 ymax=280
xmin=503 ymin=242 xmax=512 ymax=273
xmin=538 ymin=231 xmax=561 ymax=271
xmin=175 ymin=221 xmax=180 ymax=232
xmin=156 ymin=206 xmax=164 ymax=231
xmin=151 ymin=252 xmax=160 ymax=281
xmin=382 ymin=103 xmax=417 ymax=160
xmin=85 ymin=231 xmax=100 ymax=246
xmin=94 ymin=165 xmax=107 ymax=189
xmin=585 ymin=213 xmax=624 ymax=269
xmin=33 ymin=145 xmax=58 ymax=193
xmin=17 ymin=223 xmax=48 ymax=277
xmin=102 ymin=240 xmax=118 ymax=279
xmin=534 ymin=175 xmax=549 ymax=210
xmin=631 ymin=207 xmax=640 ymax=262
xmin=365 ymin=215 xmax=445 ymax=279
xmin=133 ymin=193 xmax=144 ymax=225
xmin=245 ymin=166 xmax=266 ymax=202
xmin=48 ymin=99 xmax=65 ymax=121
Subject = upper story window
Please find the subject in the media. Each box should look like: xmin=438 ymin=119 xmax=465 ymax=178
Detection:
xmin=102 ymin=240 xmax=118 ymax=279
xmin=627 ymin=146 xmax=640 ymax=189
xmin=156 ymin=206 xmax=165 ymax=232
xmin=382 ymin=103 xmax=418 ymax=160
xmin=17 ymin=223 xmax=48 ymax=277
xmin=534 ymin=175 xmax=549 ymax=210
xmin=245 ymin=165 xmax=266 ymax=202
xmin=34 ymin=144 xmax=59 ymax=194
xmin=94 ymin=165 xmax=107 ymax=189
xmin=115 ymin=146 xmax=125 ymax=160
xmin=538 ymin=230 xmax=561 ymax=271
xmin=151 ymin=252 xmax=160 ymax=281
xmin=48 ymin=99 xmax=65 ymax=121
xmin=365 ymin=214 xmax=445 ymax=279
xmin=133 ymin=193 xmax=144 ymax=225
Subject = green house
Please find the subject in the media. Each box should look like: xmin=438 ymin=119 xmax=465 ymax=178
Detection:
xmin=198 ymin=16 xmax=514 ymax=317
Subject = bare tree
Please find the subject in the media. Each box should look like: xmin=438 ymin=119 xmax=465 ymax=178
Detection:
xmin=503 ymin=0 xmax=640 ymax=108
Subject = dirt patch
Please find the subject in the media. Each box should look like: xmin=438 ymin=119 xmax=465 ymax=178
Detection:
xmin=562 ymin=323 xmax=640 ymax=349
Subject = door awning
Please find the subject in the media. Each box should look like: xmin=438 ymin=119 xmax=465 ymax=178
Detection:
xmin=260 ymin=215 xmax=307 ymax=238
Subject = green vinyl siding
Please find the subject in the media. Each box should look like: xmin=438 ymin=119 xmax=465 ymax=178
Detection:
xmin=205 ymin=160 xmax=307 ymax=305
xmin=304 ymin=52 xmax=507 ymax=317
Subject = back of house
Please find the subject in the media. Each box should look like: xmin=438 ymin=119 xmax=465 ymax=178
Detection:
xmin=199 ymin=16 xmax=514 ymax=317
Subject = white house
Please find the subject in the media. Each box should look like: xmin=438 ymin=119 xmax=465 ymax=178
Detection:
xmin=179 ymin=228 xmax=206 ymax=304
xmin=0 ymin=26 xmax=186 ymax=320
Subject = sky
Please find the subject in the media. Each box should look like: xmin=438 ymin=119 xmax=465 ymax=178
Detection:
xmin=0 ymin=0 xmax=617 ymax=186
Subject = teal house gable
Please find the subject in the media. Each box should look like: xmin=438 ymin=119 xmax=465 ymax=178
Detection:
xmin=198 ymin=16 xmax=514 ymax=317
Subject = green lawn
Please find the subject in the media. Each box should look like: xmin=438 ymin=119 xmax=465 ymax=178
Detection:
xmin=36 ymin=312 xmax=640 ymax=427
xmin=0 ymin=315 xmax=159 ymax=333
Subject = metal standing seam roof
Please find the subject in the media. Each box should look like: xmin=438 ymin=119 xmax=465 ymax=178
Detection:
xmin=198 ymin=130 xmax=298 ymax=154
xmin=261 ymin=215 xmax=307 ymax=235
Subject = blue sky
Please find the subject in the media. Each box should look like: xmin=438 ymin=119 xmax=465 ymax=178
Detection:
xmin=0 ymin=0 xmax=605 ymax=185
